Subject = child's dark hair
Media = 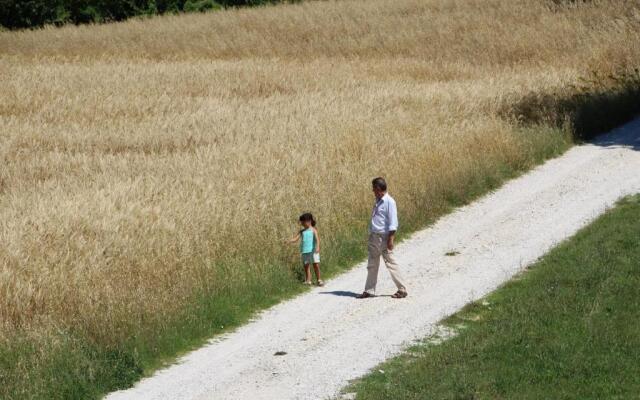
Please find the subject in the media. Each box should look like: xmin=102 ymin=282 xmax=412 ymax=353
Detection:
xmin=299 ymin=212 xmax=316 ymax=227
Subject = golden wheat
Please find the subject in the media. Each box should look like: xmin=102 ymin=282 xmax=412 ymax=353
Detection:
xmin=0 ymin=0 xmax=639 ymax=350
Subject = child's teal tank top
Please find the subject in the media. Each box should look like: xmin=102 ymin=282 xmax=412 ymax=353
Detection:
xmin=300 ymin=228 xmax=315 ymax=254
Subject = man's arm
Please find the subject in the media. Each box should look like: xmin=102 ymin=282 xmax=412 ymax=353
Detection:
xmin=387 ymin=230 xmax=396 ymax=250
xmin=387 ymin=198 xmax=398 ymax=250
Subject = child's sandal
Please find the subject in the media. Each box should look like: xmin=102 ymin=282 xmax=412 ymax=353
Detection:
xmin=317 ymin=280 xmax=325 ymax=287
xmin=303 ymin=281 xmax=312 ymax=286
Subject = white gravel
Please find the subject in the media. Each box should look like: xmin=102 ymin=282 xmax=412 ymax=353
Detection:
xmin=106 ymin=119 xmax=640 ymax=400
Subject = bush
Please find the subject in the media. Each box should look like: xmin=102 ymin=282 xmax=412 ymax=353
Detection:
xmin=0 ymin=0 xmax=294 ymax=29
xmin=154 ymin=0 xmax=187 ymax=13
xmin=183 ymin=0 xmax=222 ymax=13
xmin=504 ymin=68 xmax=640 ymax=141
xmin=0 ymin=0 xmax=63 ymax=29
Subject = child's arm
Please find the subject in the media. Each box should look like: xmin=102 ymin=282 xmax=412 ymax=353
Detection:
xmin=313 ymin=227 xmax=320 ymax=253
xmin=285 ymin=232 xmax=301 ymax=244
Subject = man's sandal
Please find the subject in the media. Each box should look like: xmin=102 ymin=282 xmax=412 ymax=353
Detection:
xmin=391 ymin=290 xmax=408 ymax=299
xmin=356 ymin=292 xmax=373 ymax=299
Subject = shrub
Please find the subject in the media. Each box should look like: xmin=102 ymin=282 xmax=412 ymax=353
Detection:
xmin=504 ymin=69 xmax=640 ymax=141
xmin=183 ymin=0 xmax=222 ymax=13
xmin=0 ymin=0 xmax=63 ymax=29
xmin=0 ymin=0 xmax=288 ymax=29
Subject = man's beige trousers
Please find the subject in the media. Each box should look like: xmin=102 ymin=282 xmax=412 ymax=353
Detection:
xmin=364 ymin=233 xmax=407 ymax=295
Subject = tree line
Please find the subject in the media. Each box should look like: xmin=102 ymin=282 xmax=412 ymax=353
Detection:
xmin=0 ymin=0 xmax=292 ymax=30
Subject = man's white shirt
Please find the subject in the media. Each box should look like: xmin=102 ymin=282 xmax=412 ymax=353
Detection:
xmin=369 ymin=193 xmax=398 ymax=234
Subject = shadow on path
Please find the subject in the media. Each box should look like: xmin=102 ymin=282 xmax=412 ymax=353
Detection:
xmin=593 ymin=117 xmax=640 ymax=151
xmin=319 ymin=291 xmax=395 ymax=298
xmin=319 ymin=290 xmax=360 ymax=298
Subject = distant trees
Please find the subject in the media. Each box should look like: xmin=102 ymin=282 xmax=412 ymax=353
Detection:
xmin=0 ymin=0 xmax=289 ymax=29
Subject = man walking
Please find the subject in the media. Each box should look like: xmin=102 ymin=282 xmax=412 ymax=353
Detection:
xmin=357 ymin=177 xmax=408 ymax=299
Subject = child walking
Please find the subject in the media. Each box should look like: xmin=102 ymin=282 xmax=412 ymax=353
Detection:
xmin=287 ymin=213 xmax=324 ymax=286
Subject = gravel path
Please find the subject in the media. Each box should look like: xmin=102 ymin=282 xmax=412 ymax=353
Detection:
xmin=107 ymin=119 xmax=640 ymax=400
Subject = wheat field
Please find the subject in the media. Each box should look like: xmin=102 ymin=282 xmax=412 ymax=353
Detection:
xmin=1 ymin=0 xmax=640 ymax=396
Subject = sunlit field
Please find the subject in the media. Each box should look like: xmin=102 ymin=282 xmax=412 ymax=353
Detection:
xmin=1 ymin=0 xmax=639 ymax=397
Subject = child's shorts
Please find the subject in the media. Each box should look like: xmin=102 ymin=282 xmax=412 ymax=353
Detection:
xmin=302 ymin=252 xmax=320 ymax=265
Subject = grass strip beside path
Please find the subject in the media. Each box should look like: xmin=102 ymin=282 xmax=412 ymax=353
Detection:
xmin=349 ymin=194 xmax=640 ymax=400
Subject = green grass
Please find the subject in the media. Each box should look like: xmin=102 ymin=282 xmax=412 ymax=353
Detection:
xmin=348 ymin=194 xmax=640 ymax=400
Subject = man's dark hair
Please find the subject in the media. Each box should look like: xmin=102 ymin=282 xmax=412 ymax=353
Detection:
xmin=372 ymin=177 xmax=387 ymax=191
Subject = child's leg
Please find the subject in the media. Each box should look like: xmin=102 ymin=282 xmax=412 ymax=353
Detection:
xmin=312 ymin=263 xmax=321 ymax=281
xmin=304 ymin=263 xmax=312 ymax=283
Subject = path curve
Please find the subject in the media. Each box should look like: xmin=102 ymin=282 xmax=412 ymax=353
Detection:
xmin=107 ymin=119 xmax=640 ymax=400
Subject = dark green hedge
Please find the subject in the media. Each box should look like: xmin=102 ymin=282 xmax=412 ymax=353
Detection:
xmin=0 ymin=0 xmax=289 ymax=30
xmin=503 ymin=68 xmax=640 ymax=141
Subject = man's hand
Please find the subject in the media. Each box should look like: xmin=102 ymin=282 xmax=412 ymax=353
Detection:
xmin=387 ymin=231 xmax=396 ymax=251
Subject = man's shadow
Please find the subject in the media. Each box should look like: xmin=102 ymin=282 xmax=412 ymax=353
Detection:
xmin=319 ymin=291 xmax=392 ymax=298
xmin=319 ymin=290 xmax=359 ymax=298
